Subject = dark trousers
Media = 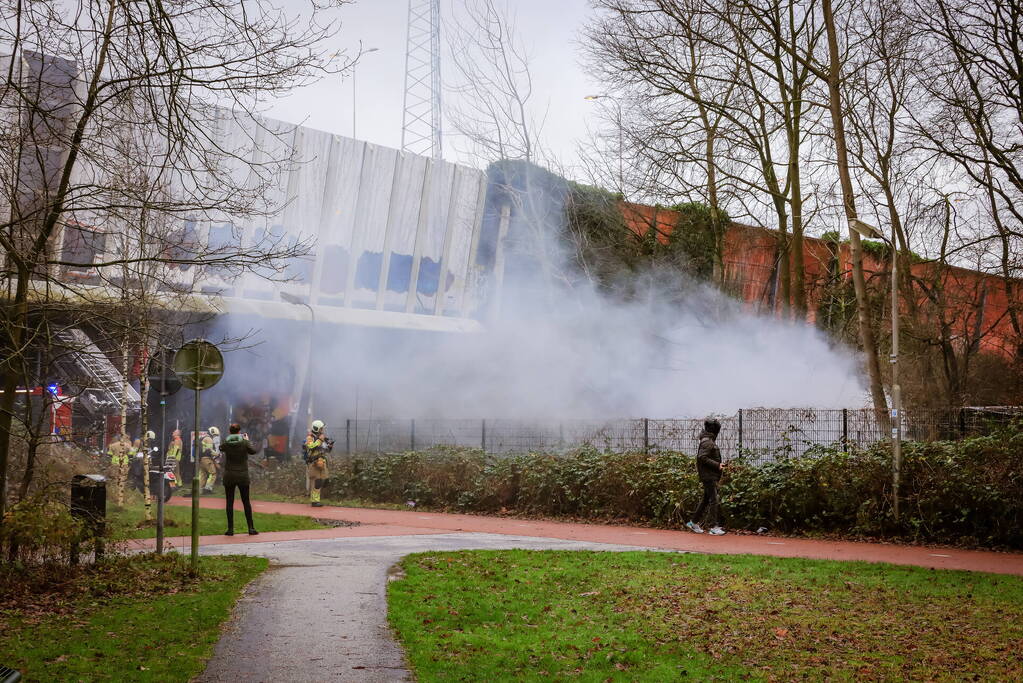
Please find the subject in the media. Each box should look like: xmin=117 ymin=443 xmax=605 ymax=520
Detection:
xmin=225 ymin=482 xmax=255 ymax=531
xmin=691 ymin=479 xmax=721 ymax=528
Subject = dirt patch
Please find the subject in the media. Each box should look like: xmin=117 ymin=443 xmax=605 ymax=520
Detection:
xmin=312 ymin=518 xmax=361 ymax=529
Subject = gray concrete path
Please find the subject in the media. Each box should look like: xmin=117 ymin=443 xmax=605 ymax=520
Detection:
xmin=195 ymin=533 xmax=658 ymax=683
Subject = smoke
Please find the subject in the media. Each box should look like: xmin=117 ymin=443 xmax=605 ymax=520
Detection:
xmin=364 ymin=284 xmax=865 ymax=419
xmin=199 ymin=165 xmax=865 ymax=424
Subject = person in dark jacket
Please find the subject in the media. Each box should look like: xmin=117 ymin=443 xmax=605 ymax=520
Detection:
xmin=219 ymin=423 xmax=259 ymax=536
xmin=687 ymin=418 xmax=726 ymax=536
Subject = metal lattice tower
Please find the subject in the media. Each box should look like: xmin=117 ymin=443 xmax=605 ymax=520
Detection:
xmin=401 ymin=0 xmax=442 ymax=158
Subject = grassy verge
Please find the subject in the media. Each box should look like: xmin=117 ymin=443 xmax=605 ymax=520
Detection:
xmin=256 ymin=493 xmax=408 ymax=511
xmin=108 ymin=500 xmax=326 ymax=539
xmin=389 ymin=550 xmax=1023 ymax=681
xmin=198 ymin=489 xmax=409 ymax=511
xmin=0 ymin=554 xmax=267 ymax=681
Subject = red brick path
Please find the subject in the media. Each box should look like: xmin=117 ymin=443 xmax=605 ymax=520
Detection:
xmin=152 ymin=496 xmax=1023 ymax=576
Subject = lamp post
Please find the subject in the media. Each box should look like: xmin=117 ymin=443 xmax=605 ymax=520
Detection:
xmin=352 ymin=47 xmax=380 ymax=139
xmin=585 ymin=94 xmax=625 ymax=196
xmin=850 ymin=217 xmax=901 ymax=520
xmin=281 ymin=292 xmax=315 ymax=453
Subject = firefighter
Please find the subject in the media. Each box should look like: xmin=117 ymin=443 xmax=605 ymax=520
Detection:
xmin=303 ymin=420 xmax=333 ymax=507
xmin=106 ymin=433 xmax=132 ymax=507
xmin=199 ymin=426 xmax=220 ymax=493
xmin=167 ymin=429 xmax=183 ymax=492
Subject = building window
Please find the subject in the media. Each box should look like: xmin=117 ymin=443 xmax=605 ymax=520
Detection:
xmin=61 ymin=222 xmax=104 ymax=272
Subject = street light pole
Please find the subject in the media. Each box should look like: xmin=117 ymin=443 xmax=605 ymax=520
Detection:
xmin=890 ymin=220 xmax=901 ymax=522
xmin=850 ymin=217 xmax=901 ymax=520
xmin=281 ymin=292 xmax=316 ymax=450
xmin=352 ymin=47 xmax=380 ymax=139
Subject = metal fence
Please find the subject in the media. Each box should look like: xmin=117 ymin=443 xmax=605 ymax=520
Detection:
xmin=327 ymin=407 xmax=1022 ymax=464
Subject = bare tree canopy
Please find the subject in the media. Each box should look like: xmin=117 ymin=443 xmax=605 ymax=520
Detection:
xmin=581 ymin=0 xmax=1023 ymax=412
xmin=0 ymin=0 xmax=355 ymax=522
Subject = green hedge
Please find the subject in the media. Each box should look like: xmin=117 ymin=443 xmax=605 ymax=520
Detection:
xmin=318 ymin=428 xmax=1022 ymax=549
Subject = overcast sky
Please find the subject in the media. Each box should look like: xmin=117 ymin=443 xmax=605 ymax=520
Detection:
xmin=268 ymin=0 xmax=603 ymax=175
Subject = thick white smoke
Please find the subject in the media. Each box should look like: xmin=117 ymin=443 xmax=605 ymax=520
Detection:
xmin=292 ymin=284 xmax=866 ymax=419
xmin=203 ymin=167 xmax=866 ymax=422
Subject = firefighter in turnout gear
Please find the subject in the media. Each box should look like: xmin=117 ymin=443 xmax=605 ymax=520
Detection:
xmin=199 ymin=426 xmax=220 ymax=493
xmin=303 ymin=420 xmax=333 ymax=507
xmin=167 ymin=429 xmax=183 ymax=491
xmin=107 ymin=434 xmax=132 ymax=507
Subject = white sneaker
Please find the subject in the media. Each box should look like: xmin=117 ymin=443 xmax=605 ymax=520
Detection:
xmin=709 ymin=526 xmax=726 ymax=536
xmin=686 ymin=521 xmax=704 ymax=534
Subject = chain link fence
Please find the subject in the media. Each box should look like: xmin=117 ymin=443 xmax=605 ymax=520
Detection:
xmin=327 ymin=407 xmax=1022 ymax=465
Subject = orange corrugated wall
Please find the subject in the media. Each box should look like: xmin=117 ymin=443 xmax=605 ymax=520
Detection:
xmin=618 ymin=201 xmax=1021 ymax=357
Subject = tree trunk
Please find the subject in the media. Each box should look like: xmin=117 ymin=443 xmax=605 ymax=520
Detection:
xmin=822 ymin=0 xmax=888 ymax=414
xmin=17 ymin=440 xmax=37 ymax=501
xmin=0 ymin=267 xmax=30 ymax=526
xmin=705 ymin=129 xmax=725 ymax=284
xmin=777 ymin=217 xmax=791 ymax=315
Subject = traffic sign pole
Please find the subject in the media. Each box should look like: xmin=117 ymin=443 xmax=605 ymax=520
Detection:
xmin=191 ymin=387 xmax=201 ymax=572
xmin=172 ymin=340 xmax=224 ymax=575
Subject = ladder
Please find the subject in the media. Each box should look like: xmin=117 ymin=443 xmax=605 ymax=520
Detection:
xmin=54 ymin=327 xmax=141 ymax=414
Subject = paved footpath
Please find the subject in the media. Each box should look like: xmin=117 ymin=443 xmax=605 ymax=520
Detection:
xmin=148 ymin=497 xmax=1023 ymax=682
xmin=193 ymin=533 xmax=652 ymax=683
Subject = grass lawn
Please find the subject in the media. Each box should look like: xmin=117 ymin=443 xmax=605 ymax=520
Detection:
xmin=108 ymin=499 xmax=326 ymax=539
xmin=389 ymin=550 xmax=1023 ymax=681
xmin=0 ymin=554 xmax=267 ymax=681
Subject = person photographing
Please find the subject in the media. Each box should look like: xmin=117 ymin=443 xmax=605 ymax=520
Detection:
xmin=219 ymin=423 xmax=258 ymax=535
xmin=687 ymin=417 xmax=727 ymax=536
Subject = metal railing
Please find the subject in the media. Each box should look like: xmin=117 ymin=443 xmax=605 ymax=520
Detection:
xmin=328 ymin=407 xmax=1022 ymax=463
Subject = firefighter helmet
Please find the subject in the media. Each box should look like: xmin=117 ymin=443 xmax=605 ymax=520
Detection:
xmin=146 ymin=430 xmax=156 ymax=441
xmin=208 ymin=426 xmax=220 ymax=437
xmin=311 ymin=419 xmax=325 ymax=435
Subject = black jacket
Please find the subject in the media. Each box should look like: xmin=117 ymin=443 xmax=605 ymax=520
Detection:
xmin=695 ymin=430 xmax=722 ymax=482
xmin=220 ymin=435 xmax=257 ymax=484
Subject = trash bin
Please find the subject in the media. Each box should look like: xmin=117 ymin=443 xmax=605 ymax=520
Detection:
xmin=70 ymin=474 xmax=106 ymax=564
xmin=0 ymin=664 xmax=22 ymax=682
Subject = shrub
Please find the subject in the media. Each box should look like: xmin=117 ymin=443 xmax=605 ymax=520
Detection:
xmin=256 ymin=424 xmax=1023 ymax=548
xmin=0 ymin=491 xmax=85 ymax=565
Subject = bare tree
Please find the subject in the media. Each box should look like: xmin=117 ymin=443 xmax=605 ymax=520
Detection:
xmin=584 ymin=0 xmax=829 ymax=314
xmin=911 ymin=0 xmax=1023 ymax=351
xmin=582 ymin=1 xmax=738 ymax=284
xmin=446 ymin=0 xmax=544 ymax=165
xmin=0 ymin=0 xmax=354 ymax=526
